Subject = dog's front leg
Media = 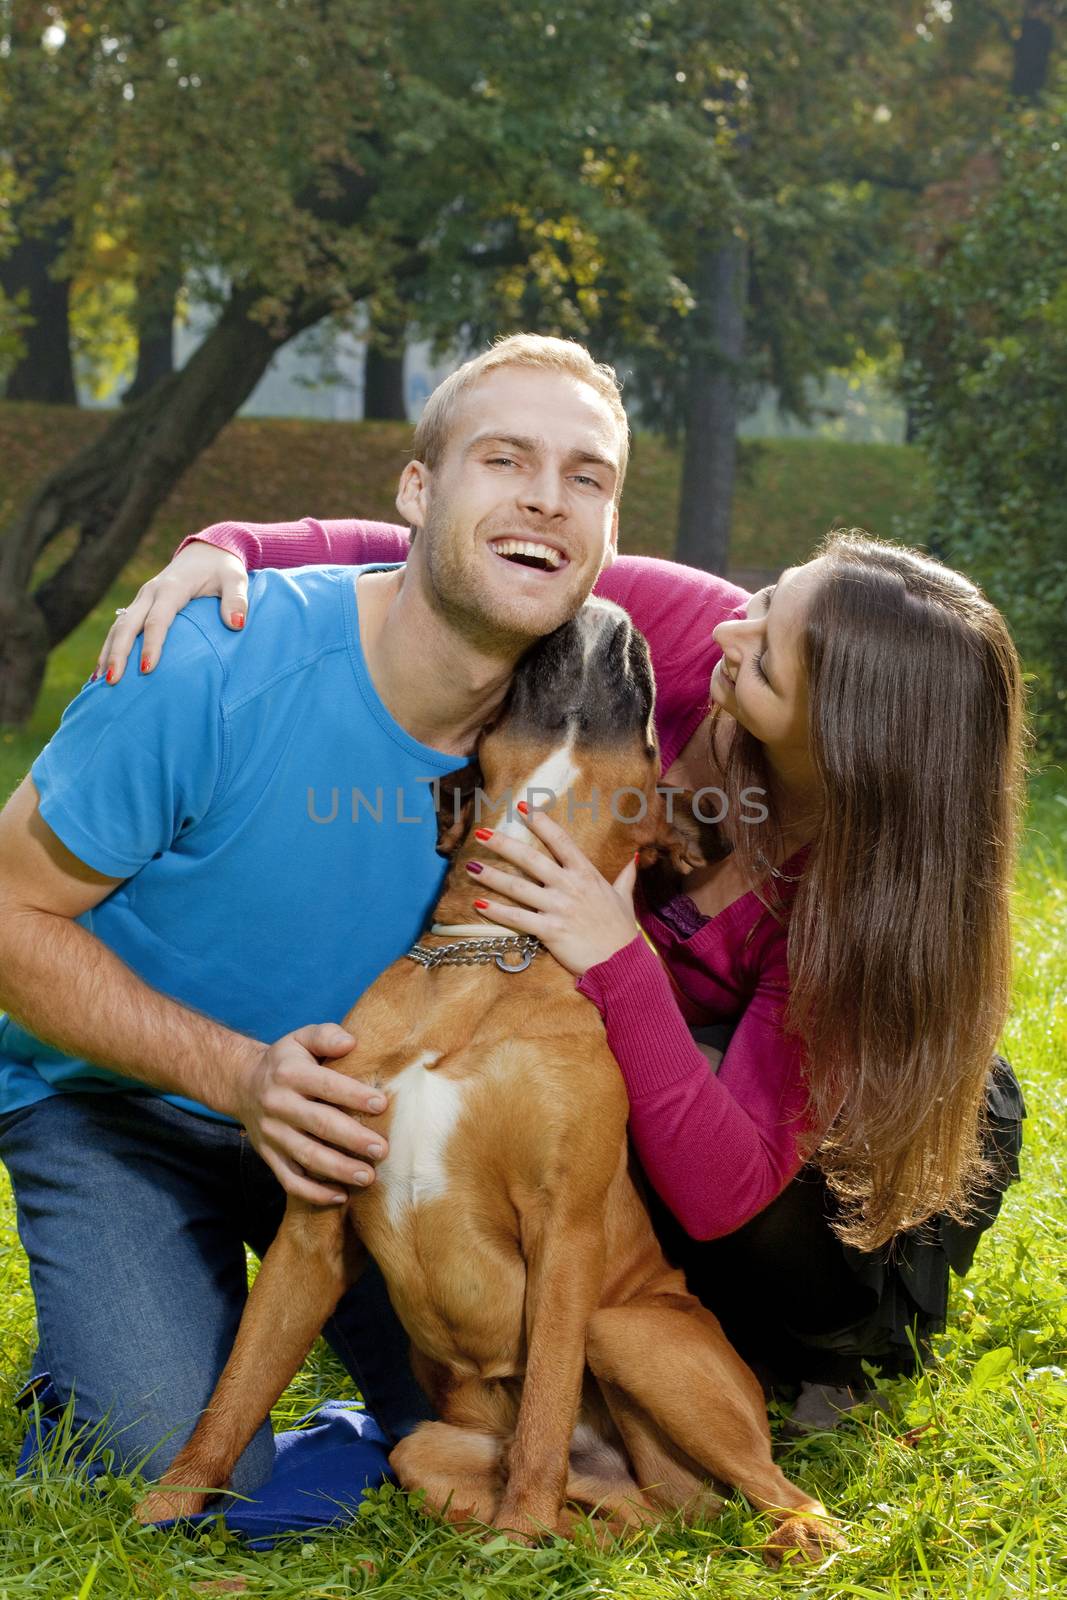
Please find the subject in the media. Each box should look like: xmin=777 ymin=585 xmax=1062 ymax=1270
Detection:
xmin=135 ymin=1199 xmax=366 ymax=1523
xmin=493 ymin=1215 xmax=605 ymax=1542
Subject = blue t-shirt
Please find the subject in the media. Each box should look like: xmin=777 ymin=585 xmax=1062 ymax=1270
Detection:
xmin=0 ymin=564 xmax=468 ymax=1120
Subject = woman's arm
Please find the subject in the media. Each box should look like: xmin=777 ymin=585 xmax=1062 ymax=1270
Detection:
xmin=468 ymin=804 xmax=813 ymax=1242
xmin=175 ymin=515 xmax=412 ymax=569
xmin=191 ymin=530 xmax=749 ymax=761
xmin=95 ymin=518 xmax=414 ymax=682
xmin=97 ymin=517 xmax=749 ymax=724
xmin=576 ymin=934 xmax=813 ymax=1240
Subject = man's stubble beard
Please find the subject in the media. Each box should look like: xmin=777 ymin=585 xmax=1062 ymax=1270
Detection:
xmin=419 ymin=497 xmax=595 ymax=655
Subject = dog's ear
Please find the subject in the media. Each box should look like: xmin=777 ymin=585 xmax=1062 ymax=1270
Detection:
xmin=435 ymin=760 xmax=483 ymax=856
xmin=636 ymin=789 xmax=732 ymax=902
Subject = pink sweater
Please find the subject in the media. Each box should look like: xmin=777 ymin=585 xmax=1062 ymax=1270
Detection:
xmin=183 ymin=518 xmax=813 ymax=1238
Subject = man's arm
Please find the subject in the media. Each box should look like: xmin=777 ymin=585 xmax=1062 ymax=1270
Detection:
xmin=0 ymin=776 xmax=388 ymax=1204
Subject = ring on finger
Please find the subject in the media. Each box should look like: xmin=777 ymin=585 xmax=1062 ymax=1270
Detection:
xmin=114 ymin=606 xmax=127 ymax=617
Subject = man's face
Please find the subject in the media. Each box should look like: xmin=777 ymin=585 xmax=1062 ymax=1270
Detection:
xmin=397 ymin=365 xmax=622 ymax=649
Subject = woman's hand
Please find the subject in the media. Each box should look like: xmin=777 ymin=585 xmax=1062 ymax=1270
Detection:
xmin=95 ymin=541 xmax=249 ymax=685
xmin=466 ymin=805 xmax=641 ymax=977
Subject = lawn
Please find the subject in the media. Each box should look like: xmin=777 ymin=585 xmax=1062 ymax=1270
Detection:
xmin=0 ymin=400 xmax=930 ymax=594
xmin=0 ymin=410 xmax=1063 ymax=1597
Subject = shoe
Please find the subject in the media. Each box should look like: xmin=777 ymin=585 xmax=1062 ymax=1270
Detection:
xmin=786 ymin=1382 xmax=865 ymax=1433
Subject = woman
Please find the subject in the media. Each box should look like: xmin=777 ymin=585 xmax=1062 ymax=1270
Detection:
xmin=98 ymin=519 xmax=1026 ymax=1420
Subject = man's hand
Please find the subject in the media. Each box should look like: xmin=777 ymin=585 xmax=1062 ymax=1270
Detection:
xmin=235 ymin=1023 xmax=391 ymax=1205
xmin=95 ymin=541 xmax=249 ymax=685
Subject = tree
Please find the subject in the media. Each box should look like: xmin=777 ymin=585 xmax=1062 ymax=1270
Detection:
xmin=1011 ymin=0 xmax=1061 ymax=97
xmin=0 ymin=0 xmax=409 ymax=720
xmin=578 ymin=1 xmax=932 ymax=572
xmin=0 ymin=8 xmax=82 ymax=402
xmin=3 ymin=0 xmax=977 ymax=717
xmin=0 ymin=184 xmax=77 ymax=403
xmin=666 ymin=0 xmax=1067 ymax=572
xmin=0 ymin=0 xmax=695 ymax=722
xmin=895 ymin=1 xmax=1067 ymax=748
xmin=363 ymin=302 xmax=408 ymax=422
xmin=674 ymin=236 xmax=746 ymax=573
xmin=122 ymin=266 xmax=181 ymax=404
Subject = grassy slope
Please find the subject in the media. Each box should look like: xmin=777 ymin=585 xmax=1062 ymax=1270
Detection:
xmin=0 ymin=404 xmax=931 ymax=576
xmin=0 ymin=403 xmax=931 ymax=799
xmin=0 ymin=405 xmax=1063 ymax=1597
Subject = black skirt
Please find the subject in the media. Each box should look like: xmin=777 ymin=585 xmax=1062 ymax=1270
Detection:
xmin=648 ymin=1049 xmax=1025 ymax=1390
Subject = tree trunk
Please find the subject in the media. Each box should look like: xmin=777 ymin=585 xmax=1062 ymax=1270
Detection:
xmin=0 ymin=144 xmax=389 ymax=724
xmin=0 ymin=284 xmax=354 ymax=724
xmin=122 ymin=268 xmax=181 ymax=404
xmin=1011 ymin=3 xmax=1056 ymax=100
xmin=674 ymin=236 xmax=748 ymax=575
xmin=1 ymin=4 xmax=78 ymax=407
xmin=0 ymin=214 xmax=77 ymax=405
xmin=363 ymin=314 xmax=408 ymax=420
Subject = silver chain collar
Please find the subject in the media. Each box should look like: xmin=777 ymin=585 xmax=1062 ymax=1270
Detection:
xmin=406 ymin=933 xmax=542 ymax=973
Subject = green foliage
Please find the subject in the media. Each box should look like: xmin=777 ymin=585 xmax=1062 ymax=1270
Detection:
xmin=2 ymin=2 xmax=393 ymax=317
xmin=899 ymin=101 xmax=1067 ymax=750
xmin=612 ymin=2 xmax=936 ymax=435
xmin=0 ymin=3 xmax=944 ymax=404
xmin=0 ymin=160 xmax=24 ymax=367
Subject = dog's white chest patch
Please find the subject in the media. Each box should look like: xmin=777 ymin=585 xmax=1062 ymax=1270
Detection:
xmin=377 ymin=1052 xmax=464 ymax=1223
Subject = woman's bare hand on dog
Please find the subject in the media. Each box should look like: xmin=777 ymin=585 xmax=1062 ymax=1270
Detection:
xmin=234 ymin=1023 xmax=390 ymax=1205
xmin=466 ymin=807 xmax=639 ymax=977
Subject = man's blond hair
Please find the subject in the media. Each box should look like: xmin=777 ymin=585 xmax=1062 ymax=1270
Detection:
xmin=412 ymin=334 xmax=630 ymax=501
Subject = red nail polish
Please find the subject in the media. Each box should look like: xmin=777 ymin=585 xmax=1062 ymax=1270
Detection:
xmin=474 ymin=828 xmax=493 ymax=842
xmin=516 ymin=801 xmax=529 ymax=815
xmin=90 ymin=669 xmax=99 ymax=682
xmin=473 ymin=899 xmax=489 ymax=910
xmin=232 ymin=612 xmax=245 ymax=629
xmin=140 ymin=654 xmax=150 ymax=674
xmin=105 ymin=666 xmax=115 ymax=684
xmin=466 ymin=861 xmax=484 ymax=875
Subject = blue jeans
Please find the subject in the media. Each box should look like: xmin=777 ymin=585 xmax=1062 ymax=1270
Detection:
xmin=0 ymin=1091 xmax=434 ymax=1492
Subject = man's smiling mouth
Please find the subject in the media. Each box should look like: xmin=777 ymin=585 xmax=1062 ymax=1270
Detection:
xmin=488 ymin=538 xmax=567 ymax=573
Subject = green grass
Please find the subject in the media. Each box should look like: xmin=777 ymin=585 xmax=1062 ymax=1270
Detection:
xmin=0 ymin=399 xmax=929 ymax=594
xmin=0 ymin=409 xmax=1063 ymax=1595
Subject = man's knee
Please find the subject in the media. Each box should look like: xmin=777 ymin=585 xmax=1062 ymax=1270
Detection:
xmin=51 ymin=1376 xmax=275 ymax=1493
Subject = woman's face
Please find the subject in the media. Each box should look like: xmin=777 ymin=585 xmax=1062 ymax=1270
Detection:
xmin=710 ymin=559 xmax=827 ymax=760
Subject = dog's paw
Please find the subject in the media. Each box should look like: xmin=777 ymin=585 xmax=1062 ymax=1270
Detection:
xmin=762 ymin=1510 xmax=846 ymax=1566
xmin=133 ymin=1485 xmax=211 ymax=1524
xmin=491 ymin=1500 xmax=557 ymax=1546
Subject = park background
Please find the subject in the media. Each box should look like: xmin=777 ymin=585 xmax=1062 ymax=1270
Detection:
xmin=0 ymin=3 xmax=1065 ymax=1597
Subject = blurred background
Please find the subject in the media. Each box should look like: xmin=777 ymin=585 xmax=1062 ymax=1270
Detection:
xmin=1 ymin=1 xmax=1065 ymax=760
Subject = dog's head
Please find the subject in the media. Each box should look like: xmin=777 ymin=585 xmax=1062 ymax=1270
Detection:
xmin=436 ymin=599 xmax=729 ymax=886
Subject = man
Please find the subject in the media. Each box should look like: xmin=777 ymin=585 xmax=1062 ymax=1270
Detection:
xmin=0 ymin=335 xmax=631 ymax=1489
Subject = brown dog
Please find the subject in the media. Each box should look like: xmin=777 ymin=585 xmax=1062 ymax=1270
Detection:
xmin=137 ymin=600 xmax=841 ymax=1563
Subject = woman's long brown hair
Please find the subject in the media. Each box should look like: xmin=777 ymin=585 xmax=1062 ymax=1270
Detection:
xmin=718 ymin=530 xmax=1027 ymax=1250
